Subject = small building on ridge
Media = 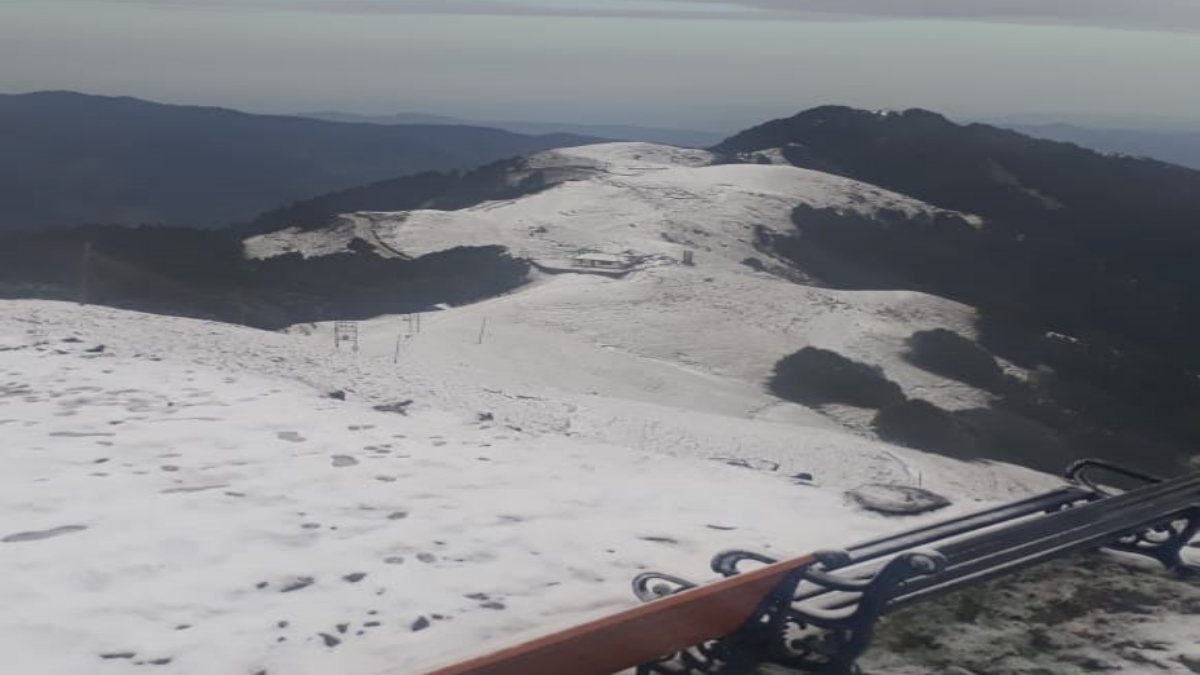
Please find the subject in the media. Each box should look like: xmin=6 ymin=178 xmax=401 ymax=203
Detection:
xmin=572 ymin=253 xmax=630 ymax=270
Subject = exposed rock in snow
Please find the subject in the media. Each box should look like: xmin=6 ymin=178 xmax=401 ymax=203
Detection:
xmin=847 ymin=484 xmax=953 ymax=515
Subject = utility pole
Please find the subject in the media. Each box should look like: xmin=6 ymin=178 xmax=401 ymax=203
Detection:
xmin=78 ymin=242 xmax=92 ymax=305
xmin=393 ymin=316 xmax=410 ymax=364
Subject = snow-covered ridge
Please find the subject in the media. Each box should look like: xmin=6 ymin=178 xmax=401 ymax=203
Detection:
xmin=242 ymin=214 xmax=378 ymax=260
xmin=528 ymin=141 xmax=716 ymax=171
xmin=241 ymin=141 xmax=1015 ymax=448
xmin=240 ymin=142 xmax=995 ymax=430
xmin=245 ymin=141 xmax=979 ymax=265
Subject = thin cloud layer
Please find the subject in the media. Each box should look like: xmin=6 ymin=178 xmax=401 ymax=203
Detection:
xmin=76 ymin=0 xmax=1200 ymax=32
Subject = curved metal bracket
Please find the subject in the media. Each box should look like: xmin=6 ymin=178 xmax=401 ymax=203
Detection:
xmin=1066 ymin=459 xmax=1163 ymax=495
xmin=633 ymin=550 xmax=947 ymax=675
xmin=1107 ymin=508 xmax=1200 ymax=576
xmin=632 ymin=572 xmax=699 ymax=602
xmin=710 ymin=550 xmax=779 ymax=577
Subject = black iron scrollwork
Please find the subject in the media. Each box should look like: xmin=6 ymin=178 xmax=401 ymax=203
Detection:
xmin=632 ymin=550 xmax=946 ymax=675
xmin=1107 ymin=509 xmax=1200 ymax=575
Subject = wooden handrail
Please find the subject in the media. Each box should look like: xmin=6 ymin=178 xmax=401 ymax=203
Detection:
xmin=419 ymin=553 xmax=817 ymax=675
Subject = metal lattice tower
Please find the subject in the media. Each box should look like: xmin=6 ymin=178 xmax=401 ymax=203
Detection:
xmin=333 ymin=321 xmax=359 ymax=353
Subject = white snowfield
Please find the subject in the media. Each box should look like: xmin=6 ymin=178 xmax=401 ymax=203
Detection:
xmin=4 ymin=302 xmax=1198 ymax=675
xmin=5 ymin=143 xmax=1199 ymax=674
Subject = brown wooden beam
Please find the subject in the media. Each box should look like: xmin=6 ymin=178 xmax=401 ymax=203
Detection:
xmin=419 ymin=553 xmax=816 ymax=675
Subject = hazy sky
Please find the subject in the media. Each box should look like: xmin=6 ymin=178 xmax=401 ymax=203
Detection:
xmin=3 ymin=0 xmax=1200 ymax=130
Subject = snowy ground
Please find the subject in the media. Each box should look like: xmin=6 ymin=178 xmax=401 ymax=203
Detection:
xmin=300 ymin=273 xmax=1023 ymax=490
xmin=4 ymin=301 xmax=1198 ymax=675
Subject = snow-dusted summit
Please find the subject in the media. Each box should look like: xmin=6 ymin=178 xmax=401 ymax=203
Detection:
xmin=247 ymin=142 xmax=975 ymax=264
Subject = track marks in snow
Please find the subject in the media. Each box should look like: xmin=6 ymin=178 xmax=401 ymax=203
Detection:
xmin=0 ymin=302 xmax=1064 ymax=675
xmin=2 ymin=525 xmax=89 ymax=543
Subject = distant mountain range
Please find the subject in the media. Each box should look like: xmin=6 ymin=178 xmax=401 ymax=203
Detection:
xmin=9 ymin=89 xmax=1200 ymax=235
xmin=302 ymin=111 xmax=725 ymax=149
xmin=996 ymin=122 xmax=1200 ymax=170
xmin=0 ymin=91 xmax=596 ymax=231
xmin=716 ymin=106 xmax=1200 ymax=354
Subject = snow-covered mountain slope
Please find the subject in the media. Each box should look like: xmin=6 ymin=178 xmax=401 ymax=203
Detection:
xmin=313 ymin=274 xmax=1010 ymax=486
xmin=4 ymin=301 xmax=1198 ymax=675
xmin=6 ymin=143 xmax=1195 ymax=675
xmin=248 ymin=143 xmax=1001 ymax=435
xmin=247 ymin=142 xmax=976 ymax=265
